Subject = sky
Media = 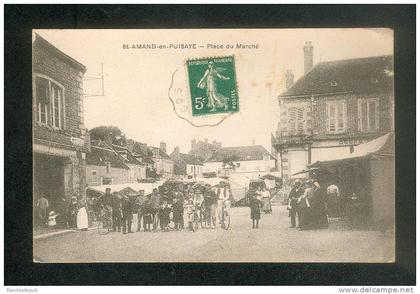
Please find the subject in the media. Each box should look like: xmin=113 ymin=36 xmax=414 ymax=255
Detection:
xmin=35 ymin=28 xmax=393 ymax=154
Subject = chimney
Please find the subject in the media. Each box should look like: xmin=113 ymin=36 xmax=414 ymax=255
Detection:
xmin=173 ymin=146 xmax=180 ymax=154
xmin=160 ymin=142 xmax=167 ymax=153
xmin=285 ymin=70 xmax=294 ymax=89
xmin=191 ymin=139 xmax=196 ymax=150
xmin=252 ymin=138 xmax=255 ymax=145
xmin=205 ymin=138 xmax=208 ymax=143
xmin=303 ymin=41 xmax=314 ymax=74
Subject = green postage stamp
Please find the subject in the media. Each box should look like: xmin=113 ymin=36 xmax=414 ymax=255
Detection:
xmin=187 ymin=56 xmax=239 ymax=116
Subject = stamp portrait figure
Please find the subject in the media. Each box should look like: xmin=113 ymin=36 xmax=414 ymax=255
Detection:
xmin=197 ymin=61 xmax=231 ymax=111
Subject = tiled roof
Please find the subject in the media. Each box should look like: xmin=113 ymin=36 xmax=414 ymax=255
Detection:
xmin=281 ymin=55 xmax=393 ymax=97
xmin=178 ymin=153 xmax=203 ymax=166
xmin=111 ymin=144 xmax=146 ymax=166
xmin=151 ymin=146 xmax=171 ymax=160
xmin=34 ymin=34 xmax=87 ymax=73
xmin=129 ymin=141 xmax=155 ymax=164
xmin=86 ymin=145 xmax=129 ymax=170
xmin=205 ymin=145 xmax=274 ymax=162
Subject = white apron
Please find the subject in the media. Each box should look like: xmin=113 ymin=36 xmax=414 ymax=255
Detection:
xmin=77 ymin=207 xmax=89 ymax=230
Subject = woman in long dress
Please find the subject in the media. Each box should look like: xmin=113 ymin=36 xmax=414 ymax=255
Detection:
xmin=77 ymin=200 xmax=89 ymax=231
xmin=260 ymin=187 xmax=272 ymax=214
xmin=197 ymin=61 xmax=230 ymax=112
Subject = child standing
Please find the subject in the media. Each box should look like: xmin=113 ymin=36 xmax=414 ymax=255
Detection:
xmin=184 ymin=199 xmax=195 ymax=231
xmin=172 ymin=197 xmax=184 ymax=231
xmin=249 ymin=195 xmax=262 ymax=229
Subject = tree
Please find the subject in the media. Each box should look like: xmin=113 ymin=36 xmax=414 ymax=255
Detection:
xmin=89 ymin=125 xmax=127 ymax=146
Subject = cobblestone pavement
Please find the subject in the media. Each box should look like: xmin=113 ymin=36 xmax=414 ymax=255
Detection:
xmin=33 ymin=205 xmax=394 ymax=263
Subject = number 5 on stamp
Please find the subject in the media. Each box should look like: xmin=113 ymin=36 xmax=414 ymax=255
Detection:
xmin=187 ymin=56 xmax=239 ymax=116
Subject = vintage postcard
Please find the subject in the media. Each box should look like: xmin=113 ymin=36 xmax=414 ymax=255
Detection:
xmin=32 ymin=28 xmax=395 ymax=263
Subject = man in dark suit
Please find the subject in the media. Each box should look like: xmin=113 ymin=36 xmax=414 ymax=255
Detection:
xmin=122 ymin=195 xmax=135 ymax=234
xmin=288 ymin=180 xmax=304 ymax=228
xmin=111 ymin=192 xmax=122 ymax=232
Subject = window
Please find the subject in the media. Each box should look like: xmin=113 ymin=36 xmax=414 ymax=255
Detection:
xmin=91 ymin=170 xmax=98 ymax=184
xmin=263 ymin=154 xmax=270 ymax=161
xmin=288 ymin=107 xmax=306 ymax=135
xmin=34 ymin=75 xmax=65 ymax=128
xmin=105 ymin=162 xmax=111 ymax=173
xmin=327 ymin=101 xmax=347 ymax=134
xmin=358 ymin=98 xmax=379 ymax=132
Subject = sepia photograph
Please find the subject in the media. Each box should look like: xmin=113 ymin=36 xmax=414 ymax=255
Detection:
xmin=31 ymin=28 xmax=396 ymax=263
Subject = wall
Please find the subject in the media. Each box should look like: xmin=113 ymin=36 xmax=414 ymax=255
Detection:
xmin=204 ymin=159 xmax=275 ymax=174
xmin=186 ymin=164 xmax=203 ymax=176
xmin=369 ymin=157 xmax=395 ymax=230
xmin=33 ymin=38 xmax=87 ymax=200
xmin=86 ymin=165 xmax=129 ymax=186
xmin=33 ymin=41 xmax=85 ymax=138
xmin=278 ymin=91 xmax=393 ymax=139
xmin=154 ymin=158 xmax=174 ymax=177
xmin=127 ymin=164 xmax=147 ymax=182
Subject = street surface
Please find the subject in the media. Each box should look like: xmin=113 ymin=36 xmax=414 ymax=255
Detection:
xmin=33 ymin=205 xmax=394 ymax=263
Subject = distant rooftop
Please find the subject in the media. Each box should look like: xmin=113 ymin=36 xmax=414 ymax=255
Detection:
xmin=205 ymin=145 xmax=274 ymax=162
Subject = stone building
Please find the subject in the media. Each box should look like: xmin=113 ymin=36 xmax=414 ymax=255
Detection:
xmin=150 ymin=142 xmax=174 ymax=179
xmin=189 ymin=139 xmax=222 ymax=161
xmin=272 ymin=43 xmax=394 ymax=180
xmin=170 ymin=147 xmax=203 ymax=178
xmin=203 ymin=145 xmax=276 ymax=177
xmin=32 ymin=34 xmax=88 ymax=213
xmin=86 ymin=144 xmax=130 ymax=186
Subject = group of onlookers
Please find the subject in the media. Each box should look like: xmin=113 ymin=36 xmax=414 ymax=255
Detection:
xmin=287 ymin=179 xmax=329 ymax=230
xmin=34 ymin=194 xmax=88 ymax=230
xmin=97 ymin=181 xmax=233 ymax=233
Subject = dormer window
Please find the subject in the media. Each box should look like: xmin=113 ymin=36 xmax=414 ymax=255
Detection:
xmin=152 ymin=149 xmax=159 ymax=158
xmin=330 ymin=81 xmax=338 ymax=87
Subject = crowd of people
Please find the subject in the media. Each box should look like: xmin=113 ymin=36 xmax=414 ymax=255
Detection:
xmin=287 ymin=179 xmax=329 ymax=230
xmin=97 ymin=181 xmax=234 ymax=233
xmin=35 ymin=194 xmax=89 ymax=231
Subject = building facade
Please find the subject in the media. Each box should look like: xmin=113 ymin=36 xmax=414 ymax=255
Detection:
xmin=273 ymin=51 xmax=394 ymax=180
xmin=32 ymin=34 xmax=88 ymax=214
xmin=86 ymin=141 xmax=146 ymax=186
xmin=151 ymin=142 xmax=174 ymax=178
xmin=170 ymin=147 xmax=203 ymax=178
xmin=86 ymin=145 xmax=130 ymax=186
xmin=111 ymin=144 xmax=147 ymax=181
xmin=203 ymin=145 xmax=276 ymax=176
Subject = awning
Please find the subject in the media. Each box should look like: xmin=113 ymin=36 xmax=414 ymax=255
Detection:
xmin=309 ymin=133 xmax=394 ymax=167
xmin=86 ymin=181 xmax=165 ymax=196
xmin=292 ymin=167 xmax=320 ymax=176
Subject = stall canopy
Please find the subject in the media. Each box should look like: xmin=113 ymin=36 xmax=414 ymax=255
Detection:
xmin=87 ymin=181 xmax=165 ymax=196
xmin=309 ymin=133 xmax=394 ymax=167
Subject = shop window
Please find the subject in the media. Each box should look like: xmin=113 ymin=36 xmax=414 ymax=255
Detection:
xmin=34 ymin=75 xmax=65 ymax=128
xmin=358 ymin=98 xmax=379 ymax=132
xmin=327 ymin=100 xmax=347 ymax=134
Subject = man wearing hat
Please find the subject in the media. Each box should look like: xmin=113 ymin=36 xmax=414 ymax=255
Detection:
xmin=288 ymin=180 xmax=304 ymax=228
xmin=136 ymin=189 xmax=147 ymax=232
